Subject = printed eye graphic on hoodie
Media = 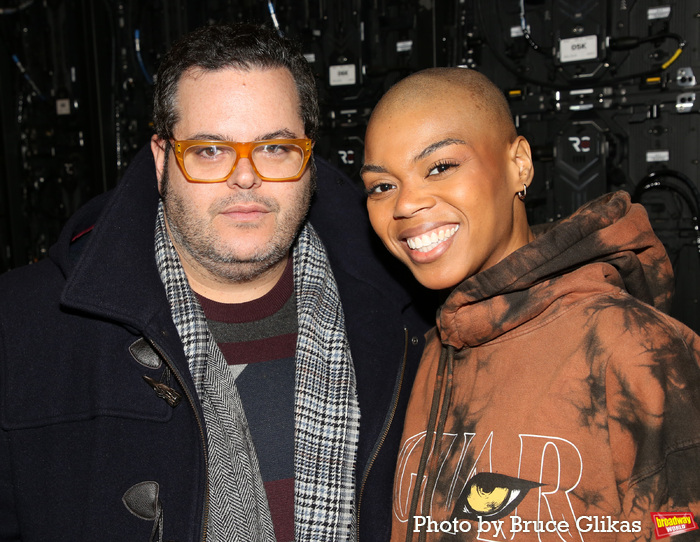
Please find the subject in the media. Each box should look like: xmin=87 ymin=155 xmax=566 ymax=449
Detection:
xmin=394 ymin=431 xmax=584 ymax=528
xmin=451 ymin=472 xmax=542 ymax=522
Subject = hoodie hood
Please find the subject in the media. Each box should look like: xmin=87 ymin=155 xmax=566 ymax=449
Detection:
xmin=438 ymin=191 xmax=673 ymax=349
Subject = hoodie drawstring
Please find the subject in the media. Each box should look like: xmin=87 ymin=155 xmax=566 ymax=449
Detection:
xmin=405 ymin=344 xmax=456 ymax=542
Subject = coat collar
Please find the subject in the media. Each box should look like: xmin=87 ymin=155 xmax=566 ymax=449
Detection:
xmin=56 ymin=146 xmax=170 ymax=333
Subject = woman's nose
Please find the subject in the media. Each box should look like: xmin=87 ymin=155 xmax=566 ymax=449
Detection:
xmin=393 ymin=182 xmax=434 ymax=218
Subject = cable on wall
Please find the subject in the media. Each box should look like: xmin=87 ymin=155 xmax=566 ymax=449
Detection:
xmin=10 ymin=53 xmax=45 ymax=99
xmin=519 ymin=0 xmax=549 ymax=57
xmin=267 ymin=0 xmax=283 ymax=37
xmin=0 ymin=0 xmax=34 ymax=15
xmin=134 ymin=29 xmax=153 ymax=85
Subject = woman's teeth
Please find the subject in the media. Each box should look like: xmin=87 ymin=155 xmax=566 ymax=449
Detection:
xmin=406 ymin=225 xmax=459 ymax=253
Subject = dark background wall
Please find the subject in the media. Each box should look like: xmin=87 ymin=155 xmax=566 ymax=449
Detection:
xmin=1 ymin=0 xmax=698 ymax=332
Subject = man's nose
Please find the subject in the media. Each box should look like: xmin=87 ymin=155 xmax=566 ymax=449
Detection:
xmin=226 ymin=157 xmax=262 ymax=189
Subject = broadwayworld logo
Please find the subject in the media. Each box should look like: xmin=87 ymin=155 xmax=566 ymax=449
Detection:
xmin=651 ymin=512 xmax=699 ymax=539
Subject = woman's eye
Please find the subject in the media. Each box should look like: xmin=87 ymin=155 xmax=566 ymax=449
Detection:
xmin=365 ymin=182 xmax=394 ymax=196
xmin=427 ymin=161 xmax=458 ymax=177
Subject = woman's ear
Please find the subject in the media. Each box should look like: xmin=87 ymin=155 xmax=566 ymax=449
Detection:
xmin=510 ymin=135 xmax=534 ymax=186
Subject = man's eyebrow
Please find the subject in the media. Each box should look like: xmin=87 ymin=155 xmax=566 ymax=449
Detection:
xmin=414 ymin=138 xmax=466 ymax=162
xmin=259 ymin=129 xmax=298 ymax=140
xmin=359 ymin=163 xmax=388 ymax=176
xmin=187 ymin=133 xmax=226 ymax=141
xmin=184 ymin=129 xmax=299 ymax=142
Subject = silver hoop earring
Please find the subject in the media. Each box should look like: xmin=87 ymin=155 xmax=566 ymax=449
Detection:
xmin=517 ymin=183 xmax=527 ymax=201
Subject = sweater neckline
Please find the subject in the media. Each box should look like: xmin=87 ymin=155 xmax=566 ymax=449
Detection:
xmin=195 ymin=257 xmax=294 ymax=323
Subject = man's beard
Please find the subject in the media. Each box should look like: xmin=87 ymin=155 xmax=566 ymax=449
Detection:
xmin=161 ymin=158 xmax=315 ymax=284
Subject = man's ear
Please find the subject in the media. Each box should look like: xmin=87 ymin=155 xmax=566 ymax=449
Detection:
xmin=151 ymin=135 xmax=166 ymax=193
xmin=510 ymin=135 xmax=534 ymax=186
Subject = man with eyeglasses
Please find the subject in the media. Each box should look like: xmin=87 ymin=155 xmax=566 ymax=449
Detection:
xmin=0 ymin=23 xmax=431 ymax=542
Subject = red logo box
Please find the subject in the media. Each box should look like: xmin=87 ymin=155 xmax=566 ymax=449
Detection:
xmin=651 ymin=512 xmax=699 ymax=539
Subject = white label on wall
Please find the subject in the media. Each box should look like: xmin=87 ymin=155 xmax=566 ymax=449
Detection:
xmin=560 ymin=35 xmax=598 ymax=63
xmin=329 ymin=64 xmax=356 ymax=86
xmin=646 ymin=150 xmax=670 ymax=163
xmin=56 ymin=98 xmax=71 ymax=116
xmin=648 ymin=7 xmax=671 ymax=20
xmin=396 ymin=40 xmax=413 ymax=53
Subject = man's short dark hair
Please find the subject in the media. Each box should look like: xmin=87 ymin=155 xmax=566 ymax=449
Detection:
xmin=152 ymin=23 xmax=319 ymax=142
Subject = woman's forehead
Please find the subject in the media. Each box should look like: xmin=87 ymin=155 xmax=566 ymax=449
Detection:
xmin=367 ymin=96 xmax=495 ymax=153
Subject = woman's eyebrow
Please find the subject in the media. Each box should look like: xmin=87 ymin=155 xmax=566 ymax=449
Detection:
xmin=360 ymin=138 xmax=467 ymax=176
xmin=414 ymin=138 xmax=466 ymax=162
xmin=359 ymin=163 xmax=387 ymax=176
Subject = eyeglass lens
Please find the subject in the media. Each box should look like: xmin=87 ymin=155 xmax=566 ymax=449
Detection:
xmin=183 ymin=142 xmax=305 ymax=181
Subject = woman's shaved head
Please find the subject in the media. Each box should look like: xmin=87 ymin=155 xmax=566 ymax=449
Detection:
xmin=370 ymin=67 xmax=517 ymax=144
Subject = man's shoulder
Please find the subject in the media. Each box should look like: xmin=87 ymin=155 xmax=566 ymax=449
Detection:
xmin=309 ymin=156 xmax=367 ymax=239
xmin=0 ymin=258 xmax=61 ymax=299
xmin=310 ymin=158 xmax=408 ymax=287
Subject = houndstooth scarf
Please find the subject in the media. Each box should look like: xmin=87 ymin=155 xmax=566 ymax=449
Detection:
xmin=155 ymin=202 xmax=359 ymax=541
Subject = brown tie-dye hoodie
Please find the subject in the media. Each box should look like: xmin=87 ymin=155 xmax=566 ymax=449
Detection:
xmin=392 ymin=192 xmax=700 ymax=542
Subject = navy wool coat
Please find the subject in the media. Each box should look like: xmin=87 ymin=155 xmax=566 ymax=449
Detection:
xmin=0 ymin=146 xmax=433 ymax=542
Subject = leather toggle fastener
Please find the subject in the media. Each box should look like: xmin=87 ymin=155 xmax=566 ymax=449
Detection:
xmin=130 ymin=338 xmax=182 ymax=407
xmin=129 ymin=337 xmax=163 ymax=369
xmin=123 ymin=481 xmax=165 ymax=542
xmin=143 ymin=374 xmax=182 ymax=408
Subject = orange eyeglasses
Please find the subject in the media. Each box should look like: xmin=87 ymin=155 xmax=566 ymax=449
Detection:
xmin=171 ymin=138 xmax=313 ymax=182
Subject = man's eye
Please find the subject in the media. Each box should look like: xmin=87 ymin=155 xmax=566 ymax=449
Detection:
xmin=260 ymin=144 xmax=289 ymax=155
xmin=196 ymin=146 xmax=225 ymax=158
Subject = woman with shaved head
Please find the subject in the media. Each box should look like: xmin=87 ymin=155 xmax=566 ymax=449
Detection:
xmin=361 ymin=67 xmax=700 ymax=542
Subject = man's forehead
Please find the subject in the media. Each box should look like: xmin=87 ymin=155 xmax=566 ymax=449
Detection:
xmin=176 ymin=66 xmax=301 ymax=110
xmin=173 ymin=66 xmax=304 ymax=137
xmin=179 ymin=64 xmax=294 ymax=86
